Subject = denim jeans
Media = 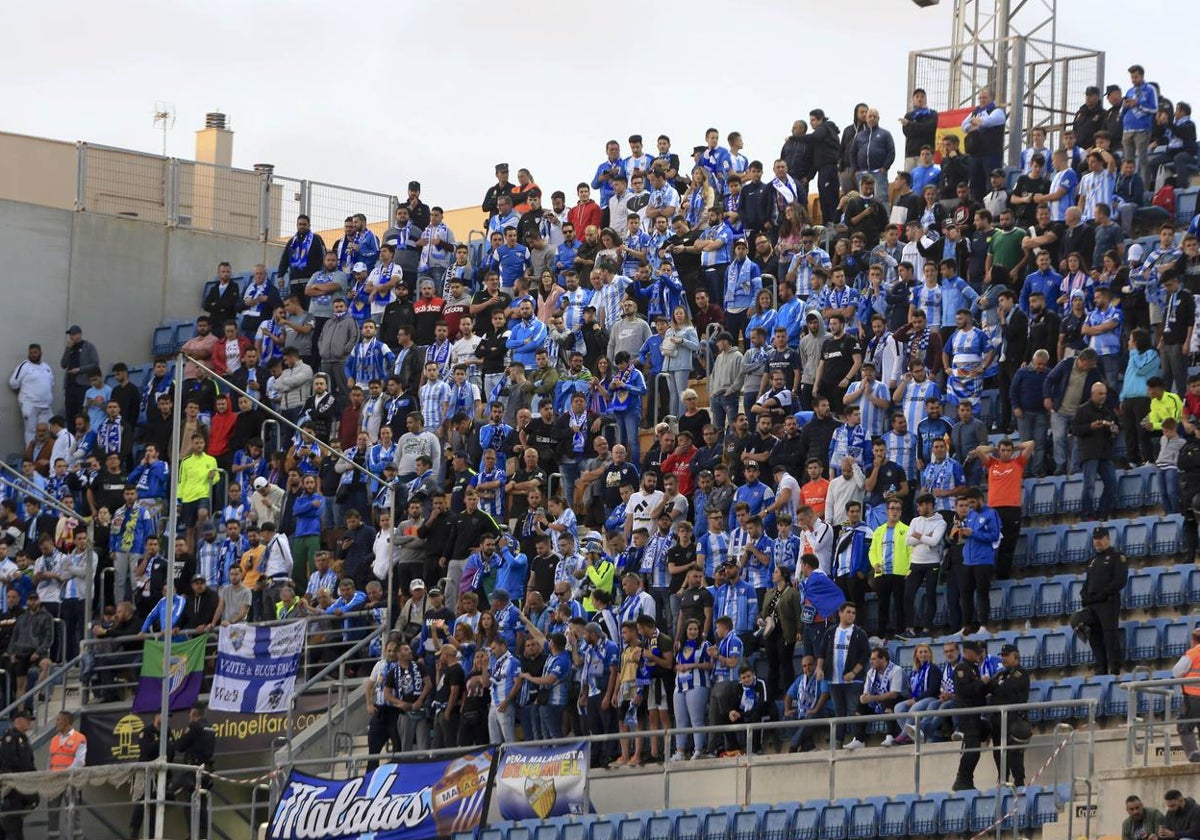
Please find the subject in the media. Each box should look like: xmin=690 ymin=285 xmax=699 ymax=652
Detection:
xmin=559 ymin=457 xmax=581 ymax=509
xmin=665 ymin=369 xmax=690 ymax=418
xmin=489 ymin=704 xmax=516 ymax=743
xmin=921 ymin=698 xmax=959 ymax=741
xmin=1081 ymin=457 xmax=1118 ymax=519
xmin=519 ymin=704 xmax=542 ymax=741
xmin=1016 ymin=411 xmax=1050 ymax=476
xmin=673 ymin=687 xmax=711 ymax=753
xmin=1050 ymin=410 xmax=1077 ymax=473
xmin=712 ymin=393 xmax=740 ymax=431
xmin=897 ymin=695 xmax=939 ymax=734
xmin=1098 ymin=353 xmax=1122 ymax=395
xmin=828 ymin=682 xmax=863 ymax=744
xmin=1161 ymin=467 xmax=1180 ymax=514
xmin=614 ymin=410 xmax=642 ymax=464
xmin=539 ymin=703 xmax=566 ymax=740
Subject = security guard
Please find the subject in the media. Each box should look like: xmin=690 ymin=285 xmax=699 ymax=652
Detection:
xmin=48 ymin=710 xmax=88 ymax=840
xmin=1079 ymin=527 xmax=1128 ymax=675
xmin=0 ymin=709 xmax=38 ymax=840
xmin=129 ymin=713 xmax=162 ymax=840
xmin=952 ymin=640 xmax=988 ymax=791
xmin=1172 ymin=627 xmax=1200 ymax=763
xmin=168 ymin=703 xmax=216 ymax=840
xmin=988 ymin=643 xmax=1031 ymax=787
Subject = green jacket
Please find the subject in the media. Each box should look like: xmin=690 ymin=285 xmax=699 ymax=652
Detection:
xmin=1122 ymin=806 xmax=1164 ymax=840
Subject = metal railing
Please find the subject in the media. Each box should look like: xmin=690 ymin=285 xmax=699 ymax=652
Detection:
xmin=1121 ymin=673 xmax=1199 ymax=767
xmin=652 ymin=371 xmax=672 ymax=428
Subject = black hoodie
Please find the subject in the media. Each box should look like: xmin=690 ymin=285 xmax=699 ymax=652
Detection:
xmin=811 ymin=121 xmax=842 ymax=170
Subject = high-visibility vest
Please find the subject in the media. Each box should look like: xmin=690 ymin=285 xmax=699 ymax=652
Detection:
xmin=48 ymin=729 xmax=86 ymax=772
xmin=1183 ymin=645 xmax=1200 ymax=697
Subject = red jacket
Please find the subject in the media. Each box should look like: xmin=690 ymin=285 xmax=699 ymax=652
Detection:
xmin=661 ymin=446 xmax=698 ymax=497
xmin=208 ymin=408 xmax=238 ymax=457
xmin=567 ymin=201 xmax=601 ymax=242
xmin=212 ymin=335 xmax=253 ymax=375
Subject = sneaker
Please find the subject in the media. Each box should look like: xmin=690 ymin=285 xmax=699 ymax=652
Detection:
xmin=843 ymin=738 xmax=865 ymax=750
xmin=893 ymin=734 xmax=913 ymax=746
xmin=952 ymin=780 xmax=977 ymax=791
xmin=881 ymin=735 xmax=895 ymax=747
xmin=903 ymin=723 xmax=917 ymax=740
xmin=670 ymin=751 xmax=686 ymax=762
xmin=1190 ymin=751 xmax=1200 ymax=764
xmin=951 ymin=730 xmax=964 ymax=741
xmin=689 ymin=751 xmax=704 ymax=761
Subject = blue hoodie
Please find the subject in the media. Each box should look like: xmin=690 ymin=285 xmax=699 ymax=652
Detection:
xmin=1119 ymin=347 xmax=1161 ymax=401
xmin=506 ymin=317 xmax=549 ymax=368
xmin=963 ymin=506 xmax=1001 ymax=566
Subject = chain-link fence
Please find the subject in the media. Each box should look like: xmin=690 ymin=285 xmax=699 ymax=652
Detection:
xmin=77 ymin=143 xmax=169 ymax=224
xmin=174 ymin=160 xmax=264 ymax=239
xmin=309 ymin=181 xmax=394 ymax=239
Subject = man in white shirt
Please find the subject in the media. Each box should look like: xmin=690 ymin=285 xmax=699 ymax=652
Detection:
xmin=825 ymin=456 xmax=867 ymax=526
xmin=624 ymin=472 xmax=664 ymax=541
xmin=795 ymin=505 xmax=834 ymax=575
xmin=258 ymin=521 xmax=293 ymax=618
xmin=49 ymin=416 xmax=75 ymax=470
xmin=765 ymin=465 xmax=801 ymax=523
xmin=9 ymin=344 xmax=54 ymax=444
xmin=904 ymin=493 xmax=947 ymax=637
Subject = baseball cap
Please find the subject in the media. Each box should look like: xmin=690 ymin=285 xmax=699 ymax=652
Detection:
xmin=253 ymin=477 xmax=268 ymax=490
xmin=1128 ymin=243 xmax=1145 ymax=264
xmin=999 ymin=644 xmax=1019 ymax=656
xmin=428 ymin=587 xmax=442 ymax=596
xmin=192 ymin=573 xmax=207 ymax=583
xmin=352 ymin=262 xmax=368 ymax=273
xmin=408 ymin=180 xmax=421 ymax=191
xmin=962 ymin=640 xmax=984 ymax=653
xmin=410 ymin=579 xmax=426 ymax=591
xmin=66 ymin=325 xmax=82 ymax=335
xmin=1092 ymin=526 xmax=1109 ymax=539
xmin=10 ymin=708 xmax=33 ymax=722
xmin=1105 ymin=84 xmax=1122 ymax=95
xmin=495 ymin=162 xmax=509 ymax=172
xmin=1085 ymin=85 xmax=1100 ymax=96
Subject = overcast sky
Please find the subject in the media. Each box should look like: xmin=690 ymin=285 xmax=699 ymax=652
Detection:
xmin=3 ymin=0 xmax=1192 ymax=211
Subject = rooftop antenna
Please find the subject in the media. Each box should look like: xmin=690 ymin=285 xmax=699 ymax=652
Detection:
xmin=153 ymin=101 xmax=176 ymax=157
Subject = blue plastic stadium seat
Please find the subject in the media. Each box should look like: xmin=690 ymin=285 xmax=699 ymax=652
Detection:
xmin=1117 ymin=470 xmax=1149 ymax=511
xmin=617 ymin=818 xmax=645 ymax=840
xmin=1007 ymin=581 xmax=1036 ymax=619
xmin=1039 ymin=630 xmax=1069 ymax=668
xmin=1107 ymin=677 xmax=1132 ymax=718
xmin=534 ymin=824 xmax=562 ymax=840
xmin=1044 ymin=680 xmax=1076 ymax=721
xmin=1027 ymin=476 xmax=1061 ymax=516
xmin=1031 ymin=525 xmax=1063 ymax=566
xmin=1158 ymin=569 xmax=1186 ymax=608
xmin=999 ymin=790 xmax=1027 ymax=831
xmin=510 ymin=827 xmax=533 ymax=840
xmin=989 ymin=581 xmax=1007 ymax=622
xmin=790 ymin=804 xmax=820 ymax=840
xmin=969 ymin=792 xmax=1000 ymax=833
xmin=589 ymin=819 xmax=616 ymax=840
xmin=1029 ymin=787 xmax=1059 ymax=827
xmin=1122 ymin=517 xmax=1151 ymax=559
xmin=1070 ymin=633 xmax=1094 ymax=667
xmin=1026 ymin=681 xmax=1048 ymax=723
xmin=151 ymin=325 xmax=175 ymax=356
xmin=817 ymin=802 xmax=849 ymax=840
xmin=939 ymin=793 xmax=975 ymax=834
xmin=1060 ymin=477 xmax=1084 ymax=513
xmin=1013 ymin=532 xmax=1030 ymax=568
xmin=730 ymin=809 xmax=762 ymax=840
xmin=1036 ymin=578 xmax=1065 ymax=616
xmin=563 ymin=816 xmax=597 ymax=840
xmin=170 ymin=322 xmax=194 ymax=352
xmin=1016 ymin=630 xmax=1041 ymax=669
xmin=1124 ymin=570 xmax=1156 ymax=609
xmin=1188 ymin=569 xmax=1200 ymax=605
xmin=700 ymin=812 xmax=729 ymax=840
xmin=452 ymin=832 xmax=477 ymax=840
xmin=761 ymin=806 xmax=795 ymax=840
xmin=848 ymin=801 xmax=878 ymax=839
xmin=1152 ymin=515 xmax=1184 ymax=556
xmin=1164 ymin=620 xmax=1192 ymax=658
xmin=479 ymin=830 xmax=504 ymax=840
xmin=1128 ymin=621 xmax=1163 ymax=661
xmin=675 ymin=814 xmax=703 ymax=840
xmin=879 ymin=799 xmax=910 ymax=837
xmin=1066 ymin=577 xmax=1085 ymax=613
xmin=909 ymin=795 xmax=941 ymax=835
xmin=1061 ymin=525 xmax=1092 ymax=564
xmin=1076 ymin=675 xmax=1112 ymax=719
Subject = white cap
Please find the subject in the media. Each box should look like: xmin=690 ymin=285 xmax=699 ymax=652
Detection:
xmin=352 ymin=261 xmax=368 ymax=273
xmin=1128 ymin=243 xmax=1145 ymax=264
xmin=253 ymin=477 xmax=268 ymax=490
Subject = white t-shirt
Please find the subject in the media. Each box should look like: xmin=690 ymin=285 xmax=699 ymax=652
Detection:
xmin=775 ymin=473 xmax=801 ymax=521
xmin=627 ymin=490 xmax=664 ymax=534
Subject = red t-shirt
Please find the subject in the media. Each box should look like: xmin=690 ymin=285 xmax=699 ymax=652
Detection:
xmin=984 ymin=454 xmax=1027 ymax=508
xmin=801 ymin=477 xmax=830 ymax=519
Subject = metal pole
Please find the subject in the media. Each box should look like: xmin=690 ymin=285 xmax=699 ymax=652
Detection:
xmin=154 ymin=350 xmax=185 ymax=840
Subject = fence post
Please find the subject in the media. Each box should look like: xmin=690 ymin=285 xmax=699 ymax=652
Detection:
xmin=165 ymin=158 xmax=179 ymax=227
xmin=259 ymin=171 xmax=272 ymax=243
xmin=75 ymin=142 xmax=88 ymax=211
xmin=299 ymin=180 xmax=312 ymax=218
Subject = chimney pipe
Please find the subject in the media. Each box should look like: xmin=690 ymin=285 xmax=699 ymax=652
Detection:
xmin=253 ymin=163 xmax=275 ymax=176
xmin=205 ymin=112 xmax=227 ymax=130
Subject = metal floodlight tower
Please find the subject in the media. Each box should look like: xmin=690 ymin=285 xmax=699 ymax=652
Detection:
xmin=909 ymin=0 xmax=1105 ymax=166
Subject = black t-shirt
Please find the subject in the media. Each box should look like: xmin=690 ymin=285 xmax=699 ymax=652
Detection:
xmin=677 ymin=585 xmax=714 ymax=628
xmin=666 ymin=542 xmax=697 ymax=591
xmin=819 ymin=334 xmax=861 ymax=387
xmin=602 ymin=463 xmax=639 ymax=510
xmin=471 ymin=290 xmax=513 ymax=337
xmin=529 ymin=552 xmax=559 ymax=599
xmin=93 ymin=470 xmax=129 ymax=515
xmin=510 ymin=467 xmax=547 ymax=519
xmin=866 ymin=461 xmax=908 ymax=507
xmin=1028 ymin=222 xmax=1063 ymax=267
xmin=525 ymin=419 xmax=563 ymax=470
xmin=1011 ymin=175 xmax=1050 ymax=227
xmin=435 ymin=662 xmax=466 ymax=705
xmin=519 ymin=652 xmax=547 ymax=702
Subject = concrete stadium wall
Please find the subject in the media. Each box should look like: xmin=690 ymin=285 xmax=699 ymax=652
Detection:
xmin=0 ymin=197 xmax=281 ymax=456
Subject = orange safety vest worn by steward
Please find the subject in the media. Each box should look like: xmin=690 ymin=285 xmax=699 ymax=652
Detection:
xmin=1183 ymin=645 xmax=1200 ymax=697
xmin=48 ymin=729 xmax=86 ymax=772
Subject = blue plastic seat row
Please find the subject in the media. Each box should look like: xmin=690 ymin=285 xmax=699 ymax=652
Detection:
xmin=1013 ymin=515 xmax=1183 ymax=569
xmin=467 ymin=788 xmax=1066 ymax=840
xmin=1020 ymin=467 xmax=1162 ymax=520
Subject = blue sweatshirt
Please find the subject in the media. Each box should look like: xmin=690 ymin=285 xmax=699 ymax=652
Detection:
xmin=963 ymin=506 xmax=1001 ymax=566
xmin=292 ymin=493 xmax=324 ymax=538
xmin=506 ymin=317 xmax=549 ymax=368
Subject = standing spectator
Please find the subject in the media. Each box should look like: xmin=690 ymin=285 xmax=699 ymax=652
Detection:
xmin=815 ymin=601 xmax=871 ymax=750
xmin=901 ymin=89 xmax=939 ymax=171
xmin=904 ymin=494 xmax=946 ymax=638
xmin=1073 ymin=382 xmax=1120 ymax=519
xmin=60 ymin=325 xmax=99 ymax=421
xmin=1172 ymin=626 xmax=1200 ymax=763
xmin=809 ymin=109 xmax=843 ymax=226
xmin=868 ymin=499 xmax=909 ymax=638
xmin=1160 ymin=269 xmax=1194 ymax=396
xmin=278 ymin=215 xmax=327 ymax=302
xmin=1074 ymin=527 xmax=1128 ymax=676
xmin=46 ymin=710 xmax=87 ymax=840
xmin=1122 ymin=65 xmax=1160 ymax=187
xmin=958 ymin=488 xmax=1000 ymax=635
xmin=961 ymin=89 xmax=1007 ymax=202
xmin=971 ymin=438 xmax=1033 ymax=580
xmin=203 ymin=262 xmax=243 ymax=332
xmin=852 ymin=109 xmax=896 ymax=189
xmin=0 ymin=708 xmax=37 ymax=840
xmin=9 ymin=344 xmax=54 ymax=445
xmin=950 ymin=640 xmax=989 ymax=791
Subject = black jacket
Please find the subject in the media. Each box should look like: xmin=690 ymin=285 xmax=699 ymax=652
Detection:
xmin=768 ymin=432 xmax=806 ymax=478
xmin=953 ymin=659 xmax=987 ymax=707
xmin=170 ymin=716 xmax=216 ymax=768
xmin=1082 ymin=546 xmax=1128 ymax=606
xmin=902 ymin=108 xmax=940 ymax=157
xmin=1071 ymin=400 xmax=1120 ymax=463
xmin=811 ymin=121 xmax=842 ymax=170
xmin=799 ymin=414 xmax=840 ymax=470
xmin=277 ymin=233 xmax=327 ymax=282
xmin=443 ymin=509 xmax=501 ymax=562
xmin=781 ymin=135 xmax=814 ymax=181
xmin=1162 ymin=798 xmax=1200 ymax=840
xmin=0 ymin=727 xmax=35 ymax=774
xmin=939 ymin=153 xmax=971 ymax=199
xmin=1000 ymin=308 xmax=1028 ymax=367
xmin=183 ymin=588 xmax=220 ymax=629
xmin=203 ymin=282 xmax=243 ymax=332
xmin=987 ymin=664 xmax=1030 ymax=707
xmin=816 ymin=623 xmax=871 ymax=681
xmin=381 ymin=298 xmax=416 ymax=347
xmin=1072 ymin=102 xmax=1106 ymax=148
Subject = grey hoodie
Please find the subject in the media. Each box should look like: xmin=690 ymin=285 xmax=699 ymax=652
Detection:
xmin=709 ymin=346 xmax=744 ymax=399
xmin=799 ymin=316 xmax=828 ymax=387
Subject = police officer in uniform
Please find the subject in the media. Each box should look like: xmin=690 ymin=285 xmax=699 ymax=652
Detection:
xmin=988 ymin=643 xmax=1031 ymax=787
xmin=1077 ymin=527 xmax=1128 ymax=675
xmin=129 ymin=713 xmax=162 ymax=840
xmin=952 ymin=639 xmax=988 ymax=791
xmin=168 ymin=703 xmax=217 ymax=840
xmin=0 ymin=709 xmax=38 ymax=840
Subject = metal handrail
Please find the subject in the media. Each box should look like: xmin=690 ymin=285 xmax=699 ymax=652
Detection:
xmin=0 ymin=648 xmax=87 ymax=727
xmin=1120 ymin=673 xmax=1200 ymax=766
xmin=653 ymin=371 xmax=672 ymax=427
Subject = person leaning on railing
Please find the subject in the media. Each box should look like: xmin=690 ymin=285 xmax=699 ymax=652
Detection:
xmin=1171 ymin=626 xmax=1200 ymax=763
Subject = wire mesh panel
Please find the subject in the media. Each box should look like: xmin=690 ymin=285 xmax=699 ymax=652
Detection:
xmin=308 ymin=181 xmax=393 ymax=241
xmin=175 ymin=160 xmax=263 ymax=239
xmin=79 ymin=144 xmax=169 ymax=223
xmin=268 ymin=175 xmax=306 ymax=244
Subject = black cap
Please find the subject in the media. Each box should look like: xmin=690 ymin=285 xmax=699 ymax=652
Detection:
xmin=990 ymin=168 xmax=1006 ymax=177
xmin=999 ymin=643 xmax=1019 ymax=656
xmin=1092 ymin=526 xmax=1109 ymax=539
xmin=1085 ymin=85 xmax=1100 ymax=96
xmin=9 ymin=708 xmax=32 ymax=722
xmin=692 ymin=145 xmax=706 ymax=155
xmin=408 ymin=180 xmax=421 ymax=191
xmin=962 ymin=640 xmax=984 ymax=653
xmin=495 ymin=162 xmax=509 ymax=172
xmin=1105 ymin=84 xmax=1122 ymax=95
xmin=453 ymin=450 xmax=469 ymax=460
xmin=66 ymin=325 xmax=82 ymax=335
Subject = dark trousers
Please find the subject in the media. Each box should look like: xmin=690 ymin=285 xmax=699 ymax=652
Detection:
xmin=991 ymin=717 xmax=1027 ymax=786
xmin=994 ymin=506 xmax=1022 ymax=580
xmin=904 ymin=565 xmax=939 ymax=633
xmin=960 ymin=564 xmax=994 ymax=629
xmin=65 ymin=383 xmax=86 ymax=425
xmin=1122 ymin=397 xmax=1153 ymax=464
xmin=944 ymin=559 xmax=964 ymax=631
xmin=707 ymin=681 xmax=740 ymax=753
xmin=433 ymin=710 xmax=459 ymax=749
xmin=998 ymin=360 xmax=1020 ymax=431
xmin=954 ymin=712 xmax=988 ymax=788
xmin=585 ymin=695 xmax=617 ymax=766
xmin=1177 ymin=694 xmax=1200 ymax=757
xmin=1084 ymin=599 xmax=1122 ymax=675
xmin=873 ymin=573 xmax=905 ymax=635
xmin=764 ymin=632 xmax=796 ymax=701
xmin=366 ymin=708 xmax=399 ymax=771
xmin=60 ymin=598 xmax=85 ymax=662
xmin=968 ymin=154 xmax=1002 ymax=202
xmin=836 ymin=573 xmax=868 ymax=620
xmin=853 ymin=699 xmax=899 ymax=740
xmin=816 ymin=164 xmax=840 ymax=226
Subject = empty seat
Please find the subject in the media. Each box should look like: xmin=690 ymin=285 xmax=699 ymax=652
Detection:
xmin=1039 ymin=631 xmax=1069 ymax=668
xmin=1065 ymin=577 xmax=1085 ymax=613
xmin=675 ymin=815 xmax=703 ymax=840
xmin=1031 ymin=526 xmax=1063 ymax=566
xmin=1044 ymin=680 xmax=1076 ymax=721
xmin=1128 ymin=622 xmax=1162 ymax=661
xmin=1107 ymin=677 xmax=1132 ymax=718
xmin=617 ymin=818 xmax=645 ymax=840
xmin=1006 ymin=581 xmax=1036 ymax=619
xmin=1152 ymin=515 xmax=1184 ymax=556
xmin=1013 ymin=532 xmax=1031 ymax=568
xmin=817 ymin=802 xmax=848 ymax=840
xmin=1117 ymin=470 xmax=1149 ymax=511
xmin=589 ymin=818 xmax=616 ymax=840
xmin=562 ymin=819 xmax=592 ymax=840
xmin=1188 ymin=569 xmax=1200 ymax=605
xmin=1016 ymin=631 xmax=1041 ymax=668
xmin=790 ymin=805 xmax=820 ymax=840
xmin=1124 ymin=571 xmax=1156 ymax=609
xmin=1061 ymin=526 xmax=1092 ymax=564
xmin=879 ymin=799 xmax=910 ymax=837
xmin=908 ymin=795 xmax=942 ymax=836
xmin=534 ymin=825 xmax=563 ymax=840
xmin=1076 ymin=675 xmax=1112 ymax=720
xmin=151 ymin=325 xmax=175 ymax=356
xmin=1029 ymin=787 xmax=1059 ymax=827
xmin=999 ymin=790 xmax=1027 ymax=831
xmin=480 ymin=830 xmax=505 ymax=840
xmin=969 ymin=792 xmax=1000 ymax=833
xmin=1164 ymin=620 xmax=1193 ymax=658
xmin=1158 ymin=569 xmax=1186 ymax=607
xmin=848 ymin=801 xmax=878 ymax=839
xmin=1060 ymin=477 xmax=1084 ymax=513
xmin=1070 ymin=633 xmax=1094 ymax=667
xmin=1036 ymin=579 xmax=1066 ymax=616
xmin=730 ymin=810 xmax=760 ymax=840
xmin=760 ymin=806 xmax=795 ymax=840
xmin=939 ymin=793 xmax=975 ymax=835
xmin=510 ymin=828 xmax=533 ymax=840
xmin=1123 ymin=517 xmax=1151 ymax=559
xmin=1027 ymin=476 xmax=1060 ymax=516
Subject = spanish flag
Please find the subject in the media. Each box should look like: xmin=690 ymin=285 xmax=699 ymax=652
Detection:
xmin=935 ymin=108 xmax=975 ymax=163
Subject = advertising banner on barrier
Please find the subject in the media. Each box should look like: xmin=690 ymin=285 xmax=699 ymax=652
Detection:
xmin=268 ymin=750 xmax=496 ymax=840
xmin=495 ymin=741 xmax=591 ymax=820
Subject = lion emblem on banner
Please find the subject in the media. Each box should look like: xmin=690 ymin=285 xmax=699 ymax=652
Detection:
xmin=228 ymin=625 xmax=247 ymax=652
